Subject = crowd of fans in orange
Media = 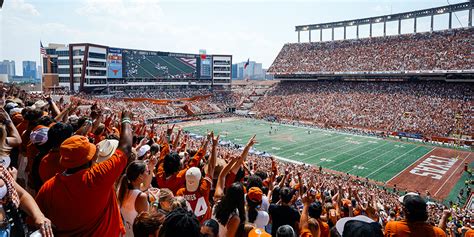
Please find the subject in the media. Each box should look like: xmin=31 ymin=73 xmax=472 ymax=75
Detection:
xmin=269 ymin=28 xmax=473 ymax=74
xmin=0 ymin=83 xmax=469 ymax=237
xmin=254 ymin=81 xmax=473 ymax=138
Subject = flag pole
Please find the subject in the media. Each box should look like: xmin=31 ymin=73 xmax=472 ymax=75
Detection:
xmin=40 ymin=42 xmax=43 ymax=93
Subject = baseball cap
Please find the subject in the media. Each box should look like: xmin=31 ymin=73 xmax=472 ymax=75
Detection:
xmin=9 ymin=107 xmax=22 ymax=116
xmin=336 ymin=215 xmax=383 ymax=237
xmin=398 ymin=192 xmax=419 ymax=203
xmin=96 ymin=139 xmax=119 ymax=163
xmin=32 ymin=100 xmax=47 ymax=110
xmin=60 ymin=135 xmax=97 ymax=169
xmin=5 ymin=102 xmax=18 ymax=110
xmin=399 ymin=192 xmax=426 ymax=214
xmin=247 ymin=187 xmax=263 ymax=203
xmin=248 ymin=228 xmax=271 ymax=237
xmin=185 ymin=167 xmax=201 ymax=192
xmin=137 ymin=145 xmax=150 ymax=158
xmin=30 ymin=126 xmax=49 ymax=145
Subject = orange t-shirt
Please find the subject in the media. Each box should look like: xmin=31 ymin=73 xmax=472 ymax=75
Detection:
xmin=465 ymin=229 xmax=474 ymax=237
xmin=384 ymin=220 xmax=446 ymax=237
xmin=156 ymin=147 xmax=205 ymax=194
xmin=318 ymin=219 xmax=330 ymax=237
xmin=176 ymin=176 xmax=212 ymax=224
xmin=35 ymin=149 xmax=128 ymax=237
xmin=39 ymin=150 xmax=64 ymax=183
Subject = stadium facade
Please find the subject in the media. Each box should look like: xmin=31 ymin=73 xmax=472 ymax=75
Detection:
xmin=42 ymin=43 xmax=232 ymax=93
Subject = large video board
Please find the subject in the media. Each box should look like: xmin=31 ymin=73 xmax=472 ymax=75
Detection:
xmin=122 ymin=49 xmax=201 ymax=79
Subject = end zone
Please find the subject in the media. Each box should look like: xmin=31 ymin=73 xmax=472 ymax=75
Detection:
xmin=387 ymin=147 xmax=473 ymax=200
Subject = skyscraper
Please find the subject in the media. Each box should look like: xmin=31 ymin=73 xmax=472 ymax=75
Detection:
xmin=22 ymin=61 xmax=37 ymax=79
xmin=0 ymin=60 xmax=16 ymax=77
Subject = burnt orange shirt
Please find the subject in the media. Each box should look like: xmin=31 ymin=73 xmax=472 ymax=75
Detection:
xmin=465 ymin=229 xmax=474 ymax=237
xmin=318 ymin=219 xmax=330 ymax=237
xmin=39 ymin=150 xmax=64 ymax=183
xmin=156 ymin=146 xmax=205 ymax=194
xmin=35 ymin=149 xmax=128 ymax=237
xmin=384 ymin=220 xmax=446 ymax=237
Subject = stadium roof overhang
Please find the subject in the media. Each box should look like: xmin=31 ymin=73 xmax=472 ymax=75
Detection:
xmin=295 ymin=2 xmax=472 ymax=31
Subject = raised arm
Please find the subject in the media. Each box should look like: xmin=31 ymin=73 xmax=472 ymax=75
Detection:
xmin=45 ymin=94 xmax=60 ymax=118
xmin=0 ymin=109 xmax=22 ymax=147
xmin=172 ymin=128 xmax=182 ymax=151
xmin=214 ymin=155 xmax=238 ymax=201
xmin=206 ymin=132 xmax=218 ymax=180
xmin=300 ymin=191 xmax=319 ymax=236
xmin=118 ymin=110 xmax=133 ymax=160
xmin=438 ymin=209 xmax=451 ymax=231
xmin=230 ymin=135 xmax=256 ymax=174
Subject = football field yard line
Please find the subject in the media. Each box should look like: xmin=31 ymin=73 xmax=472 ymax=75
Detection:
xmin=297 ymin=137 xmax=372 ymax=161
xmin=345 ymin=145 xmax=403 ymax=173
xmin=364 ymin=146 xmax=421 ymax=178
xmin=434 ymin=152 xmax=471 ymax=197
xmin=304 ymin=139 xmax=384 ymax=165
xmin=257 ymin=130 xmax=346 ymax=155
xmin=189 ymin=121 xmax=326 ymax=149
xmin=273 ymin=133 xmax=347 ymax=156
xmin=328 ymin=142 xmax=393 ymax=169
xmin=386 ymin=148 xmax=435 ymax=183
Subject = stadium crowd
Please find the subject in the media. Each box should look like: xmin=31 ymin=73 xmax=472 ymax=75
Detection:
xmin=254 ymin=81 xmax=473 ymax=137
xmin=0 ymin=84 xmax=469 ymax=237
xmin=269 ymin=28 xmax=473 ymax=74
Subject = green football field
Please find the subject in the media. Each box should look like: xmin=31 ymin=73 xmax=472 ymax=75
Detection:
xmin=184 ymin=118 xmax=434 ymax=182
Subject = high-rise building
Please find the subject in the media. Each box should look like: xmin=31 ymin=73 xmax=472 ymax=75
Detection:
xmin=233 ymin=61 xmax=264 ymax=80
xmin=232 ymin=64 xmax=237 ymax=79
xmin=37 ymin=65 xmax=42 ymax=79
xmin=22 ymin=61 xmax=37 ymax=79
xmin=0 ymin=60 xmax=16 ymax=77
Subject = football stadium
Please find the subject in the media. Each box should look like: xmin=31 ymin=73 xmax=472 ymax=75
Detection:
xmin=1 ymin=0 xmax=473 ymax=236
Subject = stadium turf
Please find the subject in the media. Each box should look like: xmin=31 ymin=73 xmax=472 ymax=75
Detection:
xmin=184 ymin=118 xmax=433 ymax=183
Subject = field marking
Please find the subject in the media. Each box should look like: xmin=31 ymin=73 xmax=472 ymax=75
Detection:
xmin=344 ymin=145 xmax=405 ymax=173
xmin=189 ymin=121 xmax=327 ymax=149
xmin=328 ymin=142 xmax=393 ymax=169
xmin=386 ymin=147 xmax=435 ymax=183
xmin=364 ymin=146 xmax=421 ymax=178
xmin=297 ymin=137 xmax=373 ymax=162
xmin=434 ymin=152 xmax=471 ymax=197
xmin=278 ymin=133 xmax=348 ymax=157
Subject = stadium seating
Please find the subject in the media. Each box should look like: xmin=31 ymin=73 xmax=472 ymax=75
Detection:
xmin=269 ymin=28 xmax=473 ymax=74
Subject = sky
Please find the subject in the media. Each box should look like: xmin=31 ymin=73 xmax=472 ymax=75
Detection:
xmin=0 ymin=0 xmax=471 ymax=76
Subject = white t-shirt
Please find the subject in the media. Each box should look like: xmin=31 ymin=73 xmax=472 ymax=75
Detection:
xmin=252 ymin=210 xmax=269 ymax=229
xmin=120 ymin=189 xmax=142 ymax=237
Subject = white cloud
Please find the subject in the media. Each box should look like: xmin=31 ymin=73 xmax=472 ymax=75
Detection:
xmin=4 ymin=0 xmax=40 ymax=16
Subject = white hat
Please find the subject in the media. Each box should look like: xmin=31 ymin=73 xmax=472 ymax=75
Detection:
xmin=185 ymin=167 xmax=201 ymax=192
xmin=398 ymin=192 xmax=419 ymax=203
xmin=96 ymin=139 xmax=119 ymax=163
xmin=336 ymin=215 xmax=375 ymax=235
xmin=32 ymin=100 xmax=47 ymax=110
xmin=9 ymin=107 xmax=22 ymax=115
xmin=137 ymin=145 xmax=151 ymax=158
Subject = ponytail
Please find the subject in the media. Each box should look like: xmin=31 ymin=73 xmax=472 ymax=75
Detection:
xmin=117 ymin=174 xmax=128 ymax=206
xmin=246 ymin=195 xmax=260 ymax=223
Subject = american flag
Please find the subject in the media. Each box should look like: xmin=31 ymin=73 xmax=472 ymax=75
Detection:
xmin=40 ymin=41 xmax=47 ymax=57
